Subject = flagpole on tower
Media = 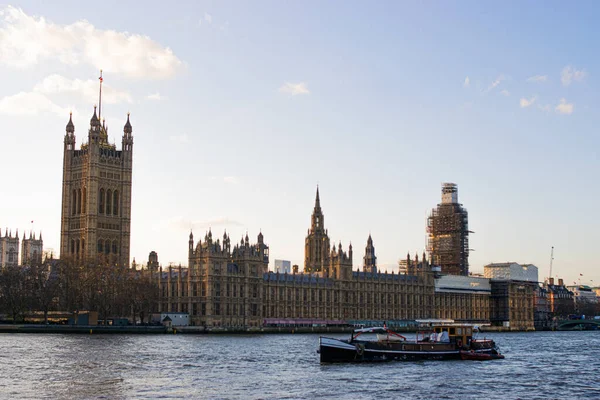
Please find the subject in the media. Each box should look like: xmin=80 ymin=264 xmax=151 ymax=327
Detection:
xmin=98 ymin=69 xmax=103 ymax=120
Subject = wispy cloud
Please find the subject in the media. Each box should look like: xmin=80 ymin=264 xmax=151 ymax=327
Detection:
xmin=0 ymin=6 xmax=183 ymax=79
xmin=204 ymin=12 xmax=213 ymax=24
xmin=166 ymin=216 xmax=244 ymax=232
xmin=169 ymin=134 xmax=189 ymax=143
xmin=146 ymin=92 xmax=163 ymax=101
xmin=463 ymin=76 xmax=470 ymax=87
xmin=555 ymin=98 xmax=574 ymax=115
xmin=500 ymin=89 xmax=510 ymax=96
xmin=223 ymin=176 xmax=239 ymax=184
xmin=561 ymin=65 xmax=586 ymax=86
xmin=0 ymin=74 xmax=131 ymax=117
xmin=0 ymin=91 xmax=71 ymax=117
xmin=34 ymin=74 xmax=132 ymax=104
xmin=520 ymin=96 xmax=536 ymax=108
xmin=526 ymin=75 xmax=547 ymax=83
xmin=485 ymin=74 xmax=505 ymax=93
xmin=538 ymin=104 xmax=552 ymax=113
xmin=279 ymin=82 xmax=310 ymax=96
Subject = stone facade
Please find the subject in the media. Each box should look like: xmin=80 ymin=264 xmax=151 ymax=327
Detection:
xmin=158 ymin=189 xmax=504 ymax=329
xmin=21 ymin=231 xmax=43 ymax=265
xmin=59 ymin=107 xmax=133 ymax=266
xmin=0 ymin=229 xmax=20 ymax=268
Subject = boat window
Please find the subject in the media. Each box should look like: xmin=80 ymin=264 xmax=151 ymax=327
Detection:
xmin=449 ymin=328 xmax=456 ymax=335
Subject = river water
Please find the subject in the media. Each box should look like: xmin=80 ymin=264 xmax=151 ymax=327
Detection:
xmin=0 ymin=331 xmax=598 ymax=399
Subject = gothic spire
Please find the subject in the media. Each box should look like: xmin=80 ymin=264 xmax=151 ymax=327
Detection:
xmin=315 ymin=185 xmax=321 ymax=210
xmin=124 ymin=112 xmax=132 ymax=134
xmin=66 ymin=112 xmax=74 ymax=133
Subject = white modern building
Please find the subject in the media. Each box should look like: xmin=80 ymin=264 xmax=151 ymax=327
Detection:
xmin=484 ymin=262 xmax=539 ymax=282
xmin=434 ymin=274 xmax=491 ymax=295
xmin=274 ymin=259 xmax=291 ymax=274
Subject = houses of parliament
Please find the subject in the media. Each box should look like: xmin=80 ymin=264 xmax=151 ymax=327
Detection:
xmin=54 ymin=84 xmax=534 ymax=331
xmin=157 ymin=187 xmax=534 ymax=330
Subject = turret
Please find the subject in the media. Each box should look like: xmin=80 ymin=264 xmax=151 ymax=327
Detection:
xmin=64 ymin=112 xmax=76 ymax=150
xmin=122 ymin=113 xmax=133 ymax=154
xmin=88 ymin=105 xmax=101 ymax=144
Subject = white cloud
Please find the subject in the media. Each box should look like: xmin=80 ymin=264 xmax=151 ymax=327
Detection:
xmin=146 ymin=92 xmax=163 ymax=101
xmin=169 ymin=134 xmax=189 ymax=143
xmin=485 ymin=75 xmax=505 ymax=92
xmin=0 ymin=6 xmax=183 ymax=79
xmin=204 ymin=12 xmax=213 ymax=24
xmin=0 ymin=73 xmax=131 ymax=118
xmin=561 ymin=65 xmax=586 ymax=86
xmin=520 ymin=96 xmax=536 ymax=108
xmin=279 ymin=82 xmax=310 ymax=96
xmin=463 ymin=76 xmax=470 ymax=87
xmin=223 ymin=176 xmax=239 ymax=184
xmin=500 ymin=89 xmax=510 ymax=96
xmin=33 ymin=74 xmax=132 ymax=104
xmin=555 ymin=98 xmax=574 ymax=115
xmin=0 ymin=91 xmax=71 ymax=117
xmin=526 ymin=75 xmax=547 ymax=83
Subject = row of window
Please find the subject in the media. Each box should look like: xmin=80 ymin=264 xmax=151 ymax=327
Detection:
xmin=70 ymin=188 xmax=120 ymax=216
xmin=98 ymin=189 xmax=119 ymax=215
xmin=69 ymin=238 xmax=120 ymax=256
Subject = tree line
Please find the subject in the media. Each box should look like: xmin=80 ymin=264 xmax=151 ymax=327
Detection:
xmin=0 ymin=256 xmax=158 ymax=325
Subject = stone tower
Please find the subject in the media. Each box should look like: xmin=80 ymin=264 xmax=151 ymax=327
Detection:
xmin=363 ymin=234 xmax=377 ymax=273
xmin=427 ymin=183 xmax=469 ymax=276
xmin=60 ymin=97 xmax=133 ymax=267
xmin=0 ymin=229 xmax=19 ymax=268
xmin=21 ymin=231 xmax=43 ymax=265
xmin=304 ymin=187 xmax=331 ymax=274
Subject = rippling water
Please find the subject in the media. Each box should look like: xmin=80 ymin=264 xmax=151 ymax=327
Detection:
xmin=0 ymin=331 xmax=599 ymax=399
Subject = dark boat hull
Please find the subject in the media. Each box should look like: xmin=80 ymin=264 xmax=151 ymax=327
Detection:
xmin=319 ymin=337 xmax=487 ymax=363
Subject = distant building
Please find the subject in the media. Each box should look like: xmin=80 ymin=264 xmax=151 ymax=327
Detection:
xmin=545 ymin=278 xmax=574 ymax=317
xmin=0 ymin=229 xmax=20 ymax=268
xmin=427 ymin=183 xmax=470 ymax=276
xmin=484 ymin=263 xmax=538 ymax=330
xmin=274 ymin=259 xmax=291 ymax=274
xmin=484 ymin=262 xmax=539 ymax=282
xmin=21 ymin=231 xmax=43 ymax=265
xmin=566 ymin=285 xmax=598 ymax=315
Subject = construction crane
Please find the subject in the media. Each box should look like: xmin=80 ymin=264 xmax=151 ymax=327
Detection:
xmin=548 ymin=246 xmax=554 ymax=282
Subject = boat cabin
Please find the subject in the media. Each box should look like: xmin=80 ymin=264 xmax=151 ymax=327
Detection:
xmin=430 ymin=325 xmax=473 ymax=346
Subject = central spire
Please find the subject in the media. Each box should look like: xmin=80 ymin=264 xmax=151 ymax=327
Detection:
xmin=315 ymin=185 xmax=321 ymax=210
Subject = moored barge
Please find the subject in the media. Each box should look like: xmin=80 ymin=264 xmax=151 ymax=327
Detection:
xmin=319 ymin=324 xmax=503 ymax=363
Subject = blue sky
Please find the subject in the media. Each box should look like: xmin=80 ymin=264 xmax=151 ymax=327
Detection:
xmin=0 ymin=1 xmax=598 ymax=285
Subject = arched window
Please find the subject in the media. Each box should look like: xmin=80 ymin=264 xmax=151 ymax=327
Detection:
xmin=105 ymin=240 xmax=110 ymax=255
xmin=99 ymin=189 xmax=105 ymax=214
xmin=113 ymin=190 xmax=119 ymax=216
xmin=106 ymin=189 xmax=112 ymax=215
xmin=81 ymin=239 xmax=85 ymax=257
xmin=112 ymin=240 xmax=118 ymax=254
xmin=82 ymin=188 xmax=87 ymax=213
xmin=71 ymin=240 xmax=75 ymax=254
xmin=72 ymin=189 xmax=77 ymax=215
xmin=97 ymin=240 xmax=103 ymax=253
xmin=8 ymin=248 xmax=15 ymax=263
xmin=77 ymin=189 xmax=82 ymax=214
xmin=76 ymin=239 xmax=80 ymax=257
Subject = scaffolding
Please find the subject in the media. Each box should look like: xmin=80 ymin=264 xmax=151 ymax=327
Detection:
xmin=427 ymin=183 xmax=470 ymax=276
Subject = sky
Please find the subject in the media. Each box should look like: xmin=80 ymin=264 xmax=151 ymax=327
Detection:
xmin=0 ymin=1 xmax=598 ymax=285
